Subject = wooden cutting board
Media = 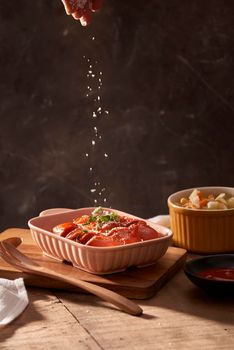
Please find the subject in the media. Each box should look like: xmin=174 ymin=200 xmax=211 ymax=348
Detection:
xmin=0 ymin=228 xmax=187 ymax=299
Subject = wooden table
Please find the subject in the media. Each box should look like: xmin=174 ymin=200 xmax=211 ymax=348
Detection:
xmin=0 ymin=231 xmax=233 ymax=349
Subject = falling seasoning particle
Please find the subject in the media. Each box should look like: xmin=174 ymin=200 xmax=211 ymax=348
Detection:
xmin=63 ymin=29 xmax=69 ymax=36
xmin=84 ymin=43 xmax=110 ymax=206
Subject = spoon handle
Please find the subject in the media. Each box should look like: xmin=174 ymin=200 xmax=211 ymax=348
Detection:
xmin=1 ymin=237 xmax=142 ymax=315
xmin=37 ymin=267 xmax=142 ymax=316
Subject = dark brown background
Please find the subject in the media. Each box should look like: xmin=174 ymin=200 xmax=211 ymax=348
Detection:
xmin=0 ymin=0 xmax=233 ymax=230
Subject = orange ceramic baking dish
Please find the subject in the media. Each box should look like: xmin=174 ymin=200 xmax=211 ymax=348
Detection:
xmin=168 ymin=187 xmax=234 ymax=253
xmin=28 ymin=207 xmax=173 ymax=274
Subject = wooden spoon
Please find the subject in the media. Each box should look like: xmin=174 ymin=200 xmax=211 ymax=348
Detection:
xmin=0 ymin=237 xmax=143 ymax=316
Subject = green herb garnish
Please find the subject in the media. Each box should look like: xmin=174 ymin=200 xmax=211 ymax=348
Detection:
xmin=84 ymin=207 xmax=119 ymax=226
xmin=97 ymin=213 xmax=119 ymax=223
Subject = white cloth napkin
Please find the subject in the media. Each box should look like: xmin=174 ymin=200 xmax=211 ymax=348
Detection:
xmin=148 ymin=214 xmax=170 ymax=228
xmin=0 ymin=278 xmax=29 ymax=326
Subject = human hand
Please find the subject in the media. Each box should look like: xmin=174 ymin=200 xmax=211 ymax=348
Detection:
xmin=61 ymin=0 xmax=104 ymax=26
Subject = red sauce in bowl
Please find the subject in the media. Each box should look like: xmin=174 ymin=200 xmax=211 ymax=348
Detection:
xmin=198 ymin=268 xmax=234 ymax=281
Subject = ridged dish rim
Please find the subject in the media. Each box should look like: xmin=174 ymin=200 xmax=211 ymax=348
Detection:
xmin=28 ymin=207 xmax=173 ymax=252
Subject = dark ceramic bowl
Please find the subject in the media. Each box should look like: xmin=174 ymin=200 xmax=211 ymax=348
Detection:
xmin=184 ymin=254 xmax=234 ymax=294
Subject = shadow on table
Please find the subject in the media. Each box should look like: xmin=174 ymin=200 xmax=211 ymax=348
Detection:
xmin=139 ymin=271 xmax=234 ymax=325
xmin=50 ymin=269 xmax=234 ymax=323
xmin=54 ymin=289 xmax=158 ymax=320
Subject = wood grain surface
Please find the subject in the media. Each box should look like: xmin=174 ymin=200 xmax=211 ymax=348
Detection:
xmin=1 ymin=250 xmax=233 ymax=350
xmin=0 ymin=228 xmax=187 ymax=299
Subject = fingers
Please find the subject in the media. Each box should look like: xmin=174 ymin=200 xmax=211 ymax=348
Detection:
xmin=90 ymin=0 xmax=104 ymax=12
xmin=80 ymin=10 xmax=91 ymax=26
xmin=72 ymin=9 xmax=91 ymax=26
xmin=72 ymin=9 xmax=83 ymax=20
xmin=62 ymin=0 xmax=103 ymax=25
xmin=62 ymin=0 xmax=89 ymax=14
xmin=62 ymin=0 xmax=76 ymax=15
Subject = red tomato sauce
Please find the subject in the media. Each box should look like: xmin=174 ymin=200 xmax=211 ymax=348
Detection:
xmin=198 ymin=268 xmax=234 ymax=281
xmin=52 ymin=207 xmax=163 ymax=247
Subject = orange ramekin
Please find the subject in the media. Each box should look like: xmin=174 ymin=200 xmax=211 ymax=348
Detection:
xmin=168 ymin=187 xmax=234 ymax=253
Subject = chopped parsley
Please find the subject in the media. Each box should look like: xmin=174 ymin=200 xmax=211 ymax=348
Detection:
xmin=84 ymin=207 xmax=119 ymax=226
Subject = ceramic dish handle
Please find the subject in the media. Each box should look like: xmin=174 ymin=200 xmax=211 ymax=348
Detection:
xmin=39 ymin=208 xmax=75 ymax=217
